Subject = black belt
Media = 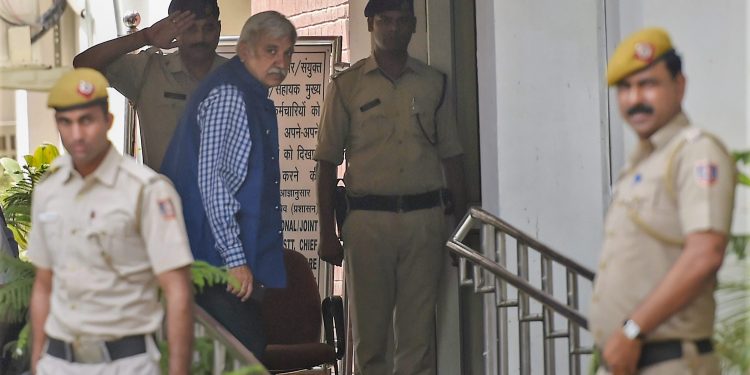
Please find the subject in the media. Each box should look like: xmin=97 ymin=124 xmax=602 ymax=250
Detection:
xmin=347 ymin=189 xmax=444 ymax=213
xmin=637 ymin=338 xmax=713 ymax=369
xmin=47 ymin=335 xmax=148 ymax=363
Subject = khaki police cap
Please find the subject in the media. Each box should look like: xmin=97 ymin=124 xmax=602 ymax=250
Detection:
xmin=168 ymin=0 xmax=219 ymax=19
xmin=607 ymin=27 xmax=674 ymax=86
xmin=47 ymin=68 xmax=109 ymax=111
xmin=364 ymin=0 xmax=414 ymax=17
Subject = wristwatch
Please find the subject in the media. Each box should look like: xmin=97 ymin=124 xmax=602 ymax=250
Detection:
xmin=622 ymin=319 xmax=645 ymax=340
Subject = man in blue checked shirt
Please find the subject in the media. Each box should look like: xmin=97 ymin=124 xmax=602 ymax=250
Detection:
xmin=161 ymin=11 xmax=296 ymax=358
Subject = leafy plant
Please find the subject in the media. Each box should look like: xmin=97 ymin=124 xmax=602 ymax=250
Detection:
xmin=0 ymin=256 xmax=35 ymax=324
xmin=0 ymin=143 xmax=59 ymax=252
xmin=714 ymin=150 xmax=750 ymax=373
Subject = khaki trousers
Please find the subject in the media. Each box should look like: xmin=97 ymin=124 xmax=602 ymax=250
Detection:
xmin=596 ymin=341 xmax=720 ymax=375
xmin=343 ymin=207 xmax=445 ymax=375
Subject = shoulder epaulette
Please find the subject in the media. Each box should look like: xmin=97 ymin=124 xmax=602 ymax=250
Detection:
xmin=332 ymin=59 xmax=365 ymax=80
xmin=120 ymin=158 xmax=160 ymax=185
xmin=683 ymin=128 xmax=703 ymax=143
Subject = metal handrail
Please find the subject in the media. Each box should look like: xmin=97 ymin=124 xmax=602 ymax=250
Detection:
xmin=447 ymin=239 xmax=589 ymax=329
xmin=194 ymin=305 xmax=264 ymax=365
xmin=466 ymin=208 xmax=596 ymax=281
xmin=448 ymin=206 xmax=595 ymax=375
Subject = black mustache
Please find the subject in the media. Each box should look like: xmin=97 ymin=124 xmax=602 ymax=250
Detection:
xmin=627 ymin=104 xmax=654 ymax=116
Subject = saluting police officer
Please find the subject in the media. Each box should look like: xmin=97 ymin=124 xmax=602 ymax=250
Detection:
xmin=28 ymin=68 xmax=195 ymax=375
xmin=74 ymin=0 xmax=227 ymax=171
xmin=315 ymin=0 xmax=467 ymax=374
xmin=589 ymin=28 xmax=736 ymax=375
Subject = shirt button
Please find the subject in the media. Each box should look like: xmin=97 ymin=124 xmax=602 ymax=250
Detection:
xmin=265 ymin=129 xmax=270 ymax=135
xmin=275 ymin=206 xmax=280 ymax=210
xmin=275 ymin=180 xmax=279 ymax=185
xmin=70 ymin=304 xmax=77 ymax=310
xmin=271 ymin=156 xmax=276 ymax=160
xmin=277 ymin=230 xmax=282 ymax=235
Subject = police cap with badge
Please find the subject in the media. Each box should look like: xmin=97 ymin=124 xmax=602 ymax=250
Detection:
xmin=47 ymin=68 xmax=110 ymax=111
xmin=364 ymin=0 xmax=414 ymax=17
xmin=168 ymin=0 xmax=219 ymax=19
xmin=606 ymin=27 xmax=676 ymax=86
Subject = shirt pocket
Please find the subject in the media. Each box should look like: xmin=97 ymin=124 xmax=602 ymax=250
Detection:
xmin=37 ymin=211 xmax=63 ymax=261
xmin=85 ymin=209 xmax=149 ymax=277
xmin=408 ymin=97 xmax=437 ymax=146
xmin=624 ymin=174 xmax=684 ymax=246
xmin=349 ymin=101 xmax=394 ymax=151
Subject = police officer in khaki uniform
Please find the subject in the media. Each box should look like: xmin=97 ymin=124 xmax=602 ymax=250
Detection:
xmin=315 ymin=1 xmax=467 ymax=373
xmin=74 ymin=0 xmax=227 ymax=170
xmin=589 ymin=28 xmax=736 ymax=375
xmin=28 ymin=68 xmax=195 ymax=375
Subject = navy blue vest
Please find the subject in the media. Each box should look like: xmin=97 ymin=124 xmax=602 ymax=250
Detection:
xmin=162 ymin=56 xmax=286 ymax=288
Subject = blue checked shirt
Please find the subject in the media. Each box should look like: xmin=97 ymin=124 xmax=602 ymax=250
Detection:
xmin=197 ymin=85 xmax=252 ymax=268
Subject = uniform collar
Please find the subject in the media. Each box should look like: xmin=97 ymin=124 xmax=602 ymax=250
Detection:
xmin=625 ymin=112 xmax=689 ymax=169
xmin=363 ymin=54 xmax=421 ymax=77
xmin=90 ymin=145 xmax=122 ymax=187
xmin=56 ymin=144 xmax=121 ymax=186
xmin=648 ymin=111 xmax=690 ymax=151
xmin=166 ymin=51 xmax=225 ymax=77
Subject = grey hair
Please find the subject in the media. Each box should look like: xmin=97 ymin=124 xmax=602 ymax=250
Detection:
xmin=237 ymin=11 xmax=297 ymax=51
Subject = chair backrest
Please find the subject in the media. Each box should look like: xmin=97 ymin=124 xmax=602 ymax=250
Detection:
xmin=261 ymin=248 xmax=322 ymax=345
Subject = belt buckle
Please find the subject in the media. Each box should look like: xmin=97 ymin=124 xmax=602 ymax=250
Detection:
xmin=72 ymin=339 xmax=110 ymax=364
xmin=396 ymin=195 xmax=404 ymax=213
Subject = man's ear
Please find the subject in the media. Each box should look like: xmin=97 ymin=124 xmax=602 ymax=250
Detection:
xmin=410 ymin=16 xmax=416 ymax=34
xmin=675 ymin=72 xmax=686 ymax=102
xmin=107 ymin=112 xmax=114 ymax=130
xmin=367 ymin=17 xmax=374 ymax=32
xmin=237 ymin=41 xmax=248 ymax=61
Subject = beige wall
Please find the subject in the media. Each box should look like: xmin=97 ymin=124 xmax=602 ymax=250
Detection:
xmin=218 ymin=0 xmax=252 ymax=36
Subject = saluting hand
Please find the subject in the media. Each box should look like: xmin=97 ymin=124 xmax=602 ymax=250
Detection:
xmin=603 ymin=330 xmax=642 ymax=375
xmin=318 ymin=229 xmax=344 ymax=266
xmin=144 ymin=11 xmax=196 ymax=49
xmin=228 ymin=265 xmax=254 ymax=302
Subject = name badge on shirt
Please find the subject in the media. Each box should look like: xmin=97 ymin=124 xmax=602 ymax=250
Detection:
xmin=164 ymin=92 xmax=187 ymax=100
xmin=359 ymin=98 xmax=381 ymax=112
xmin=38 ymin=212 xmax=60 ymax=222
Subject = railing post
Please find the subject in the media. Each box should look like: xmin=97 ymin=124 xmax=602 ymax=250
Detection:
xmin=517 ymin=241 xmax=531 ymax=375
xmin=541 ymin=256 xmax=557 ymax=375
xmin=496 ymin=233 xmax=509 ymax=375
xmin=567 ymin=270 xmax=582 ymax=375
xmin=481 ymin=223 xmax=499 ymax=375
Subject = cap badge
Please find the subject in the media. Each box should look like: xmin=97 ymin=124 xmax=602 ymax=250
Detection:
xmin=633 ymin=42 xmax=655 ymax=63
xmin=77 ymin=80 xmax=95 ymax=98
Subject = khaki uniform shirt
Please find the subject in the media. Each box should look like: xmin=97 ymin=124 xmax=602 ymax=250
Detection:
xmin=105 ymin=49 xmax=227 ymax=170
xmin=26 ymin=146 xmax=194 ymax=342
xmin=314 ymin=56 xmax=463 ymax=195
xmin=589 ymin=112 xmax=736 ymax=346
